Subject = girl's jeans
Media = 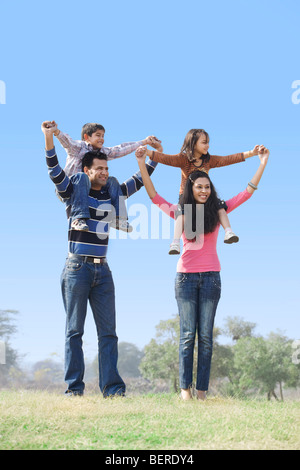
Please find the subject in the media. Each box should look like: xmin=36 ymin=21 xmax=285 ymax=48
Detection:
xmin=70 ymin=172 xmax=127 ymax=221
xmin=175 ymin=271 xmax=221 ymax=391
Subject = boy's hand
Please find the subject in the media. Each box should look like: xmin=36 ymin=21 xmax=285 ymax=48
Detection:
xmin=135 ymin=146 xmax=147 ymax=161
xmin=144 ymin=135 xmax=161 ymax=146
xmin=148 ymin=136 xmax=163 ymax=152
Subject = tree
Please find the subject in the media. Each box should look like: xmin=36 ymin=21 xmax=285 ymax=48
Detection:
xmin=117 ymin=342 xmax=144 ymax=377
xmin=140 ymin=317 xmax=180 ymax=392
xmin=0 ymin=309 xmax=20 ymax=386
xmin=222 ymin=316 xmax=257 ymax=341
xmin=232 ymin=333 xmax=300 ymax=400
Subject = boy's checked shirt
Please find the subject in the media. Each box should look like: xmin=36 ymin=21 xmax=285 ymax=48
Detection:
xmin=56 ymin=130 xmax=145 ymax=176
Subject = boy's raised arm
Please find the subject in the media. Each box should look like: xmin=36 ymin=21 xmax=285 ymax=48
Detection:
xmin=106 ymin=136 xmax=162 ymax=160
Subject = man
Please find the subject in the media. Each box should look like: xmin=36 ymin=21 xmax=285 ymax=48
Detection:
xmin=42 ymin=123 xmax=160 ymax=397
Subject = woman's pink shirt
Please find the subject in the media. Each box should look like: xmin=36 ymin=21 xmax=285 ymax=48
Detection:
xmin=151 ymin=189 xmax=252 ymax=273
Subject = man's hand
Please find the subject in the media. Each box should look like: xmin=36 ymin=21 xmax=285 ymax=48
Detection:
xmin=41 ymin=121 xmax=58 ymax=135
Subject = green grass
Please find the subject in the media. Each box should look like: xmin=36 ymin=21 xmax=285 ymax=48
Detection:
xmin=0 ymin=390 xmax=299 ymax=450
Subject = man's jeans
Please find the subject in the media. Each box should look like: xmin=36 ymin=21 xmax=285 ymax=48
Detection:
xmin=70 ymin=172 xmax=127 ymax=221
xmin=175 ymin=272 xmax=221 ymax=391
xmin=61 ymin=254 xmax=125 ymax=397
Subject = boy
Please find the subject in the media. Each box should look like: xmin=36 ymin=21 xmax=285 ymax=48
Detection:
xmin=42 ymin=120 xmax=161 ymax=231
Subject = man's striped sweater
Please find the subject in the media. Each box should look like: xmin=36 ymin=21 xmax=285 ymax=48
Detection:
xmin=46 ymin=146 xmax=157 ymax=258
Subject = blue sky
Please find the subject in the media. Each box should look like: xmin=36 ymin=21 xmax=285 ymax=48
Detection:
xmin=0 ymin=0 xmax=299 ymax=364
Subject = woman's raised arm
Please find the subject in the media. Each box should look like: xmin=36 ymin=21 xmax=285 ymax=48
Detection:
xmin=135 ymin=146 xmax=157 ymax=199
xmin=246 ymin=146 xmax=269 ymax=194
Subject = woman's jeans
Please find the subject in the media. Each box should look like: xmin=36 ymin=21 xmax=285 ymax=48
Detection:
xmin=175 ymin=271 xmax=221 ymax=391
xmin=61 ymin=254 xmax=125 ymax=397
xmin=70 ymin=172 xmax=127 ymax=221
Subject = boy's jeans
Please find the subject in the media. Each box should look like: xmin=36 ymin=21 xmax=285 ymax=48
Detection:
xmin=70 ymin=172 xmax=127 ymax=221
xmin=61 ymin=254 xmax=125 ymax=397
xmin=175 ymin=271 xmax=221 ymax=391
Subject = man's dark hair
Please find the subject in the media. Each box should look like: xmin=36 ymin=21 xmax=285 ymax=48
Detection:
xmin=81 ymin=123 xmax=105 ymax=140
xmin=81 ymin=151 xmax=107 ymax=171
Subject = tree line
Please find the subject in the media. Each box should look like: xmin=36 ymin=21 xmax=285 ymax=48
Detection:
xmin=0 ymin=309 xmax=299 ymax=400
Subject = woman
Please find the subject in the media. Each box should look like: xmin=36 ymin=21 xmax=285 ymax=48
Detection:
xmin=135 ymin=145 xmax=269 ymax=400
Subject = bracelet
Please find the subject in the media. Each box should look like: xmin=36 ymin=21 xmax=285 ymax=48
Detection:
xmin=248 ymin=182 xmax=258 ymax=190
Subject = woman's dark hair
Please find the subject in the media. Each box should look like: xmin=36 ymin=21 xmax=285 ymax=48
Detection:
xmin=180 ymin=129 xmax=210 ymax=164
xmin=181 ymin=170 xmax=220 ymax=237
xmin=81 ymin=150 xmax=107 ymax=171
xmin=81 ymin=123 xmax=105 ymax=140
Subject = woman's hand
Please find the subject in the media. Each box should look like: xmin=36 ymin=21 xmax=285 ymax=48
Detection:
xmin=258 ymin=147 xmax=269 ymax=166
xmin=135 ymin=145 xmax=147 ymax=161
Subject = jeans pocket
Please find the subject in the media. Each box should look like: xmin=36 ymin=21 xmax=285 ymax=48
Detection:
xmin=212 ymin=273 xmax=221 ymax=291
xmin=66 ymin=257 xmax=84 ymax=271
xmin=175 ymin=273 xmax=188 ymax=287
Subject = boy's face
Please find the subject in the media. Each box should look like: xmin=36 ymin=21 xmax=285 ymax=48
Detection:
xmin=84 ymin=129 xmax=105 ymax=149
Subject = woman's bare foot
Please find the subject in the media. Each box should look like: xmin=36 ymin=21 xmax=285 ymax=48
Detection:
xmin=181 ymin=389 xmax=192 ymax=400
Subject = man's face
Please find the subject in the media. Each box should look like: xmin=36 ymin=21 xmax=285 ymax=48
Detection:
xmin=84 ymin=158 xmax=109 ymax=189
xmin=84 ymin=129 xmax=105 ymax=149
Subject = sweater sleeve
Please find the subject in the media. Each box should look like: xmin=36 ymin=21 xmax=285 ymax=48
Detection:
xmin=46 ymin=146 xmax=73 ymax=199
xmin=120 ymin=159 xmax=158 ymax=198
xmin=209 ymin=153 xmax=245 ymax=169
xmin=149 ymin=150 xmax=186 ymax=168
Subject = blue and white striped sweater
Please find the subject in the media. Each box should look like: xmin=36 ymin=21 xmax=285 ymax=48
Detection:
xmin=46 ymin=146 xmax=157 ymax=258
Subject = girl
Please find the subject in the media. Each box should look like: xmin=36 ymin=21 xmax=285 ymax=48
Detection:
xmin=136 ymin=144 xmax=269 ymax=400
xmin=147 ymin=129 xmax=259 ymax=254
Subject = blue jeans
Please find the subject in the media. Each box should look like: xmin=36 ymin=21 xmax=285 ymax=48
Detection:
xmin=70 ymin=172 xmax=127 ymax=221
xmin=175 ymin=272 xmax=221 ymax=391
xmin=61 ymin=254 xmax=125 ymax=397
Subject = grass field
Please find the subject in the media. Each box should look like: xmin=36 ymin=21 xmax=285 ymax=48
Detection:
xmin=0 ymin=390 xmax=299 ymax=450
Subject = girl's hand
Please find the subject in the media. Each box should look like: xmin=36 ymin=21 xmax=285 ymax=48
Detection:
xmin=135 ymin=146 xmax=147 ymax=161
xmin=252 ymin=144 xmax=260 ymax=156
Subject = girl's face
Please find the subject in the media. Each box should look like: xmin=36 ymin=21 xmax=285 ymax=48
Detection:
xmin=194 ymin=134 xmax=210 ymax=155
xmin=192 ymin=177 xmax=211 ymax=204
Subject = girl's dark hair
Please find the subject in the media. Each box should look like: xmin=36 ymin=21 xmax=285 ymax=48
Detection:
xmin=181 ymin=170 xmax=220 ymax=237
xmin=81 ymin=123 xmax=105 ymax=140
xmin=81 ymin=150 xmax=107 ymax=171
xmin=180 ymin=129 xmax=210 ymax=163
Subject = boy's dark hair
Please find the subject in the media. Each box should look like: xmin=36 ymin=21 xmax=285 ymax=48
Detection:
xmin=81 ymin=151 xmax=107 ymax=171
xmin=81 ymin=123 xmax=105 ymax=140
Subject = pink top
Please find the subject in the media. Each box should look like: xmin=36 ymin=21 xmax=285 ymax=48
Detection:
xmin=152 ymin=189 xmax=252 ymax=273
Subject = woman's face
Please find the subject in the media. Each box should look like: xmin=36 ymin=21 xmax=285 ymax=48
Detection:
xmin=192 ymin=177 xmax=211 ymax=204
xmin=194 ymin=134 xmax=210 ymax=155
